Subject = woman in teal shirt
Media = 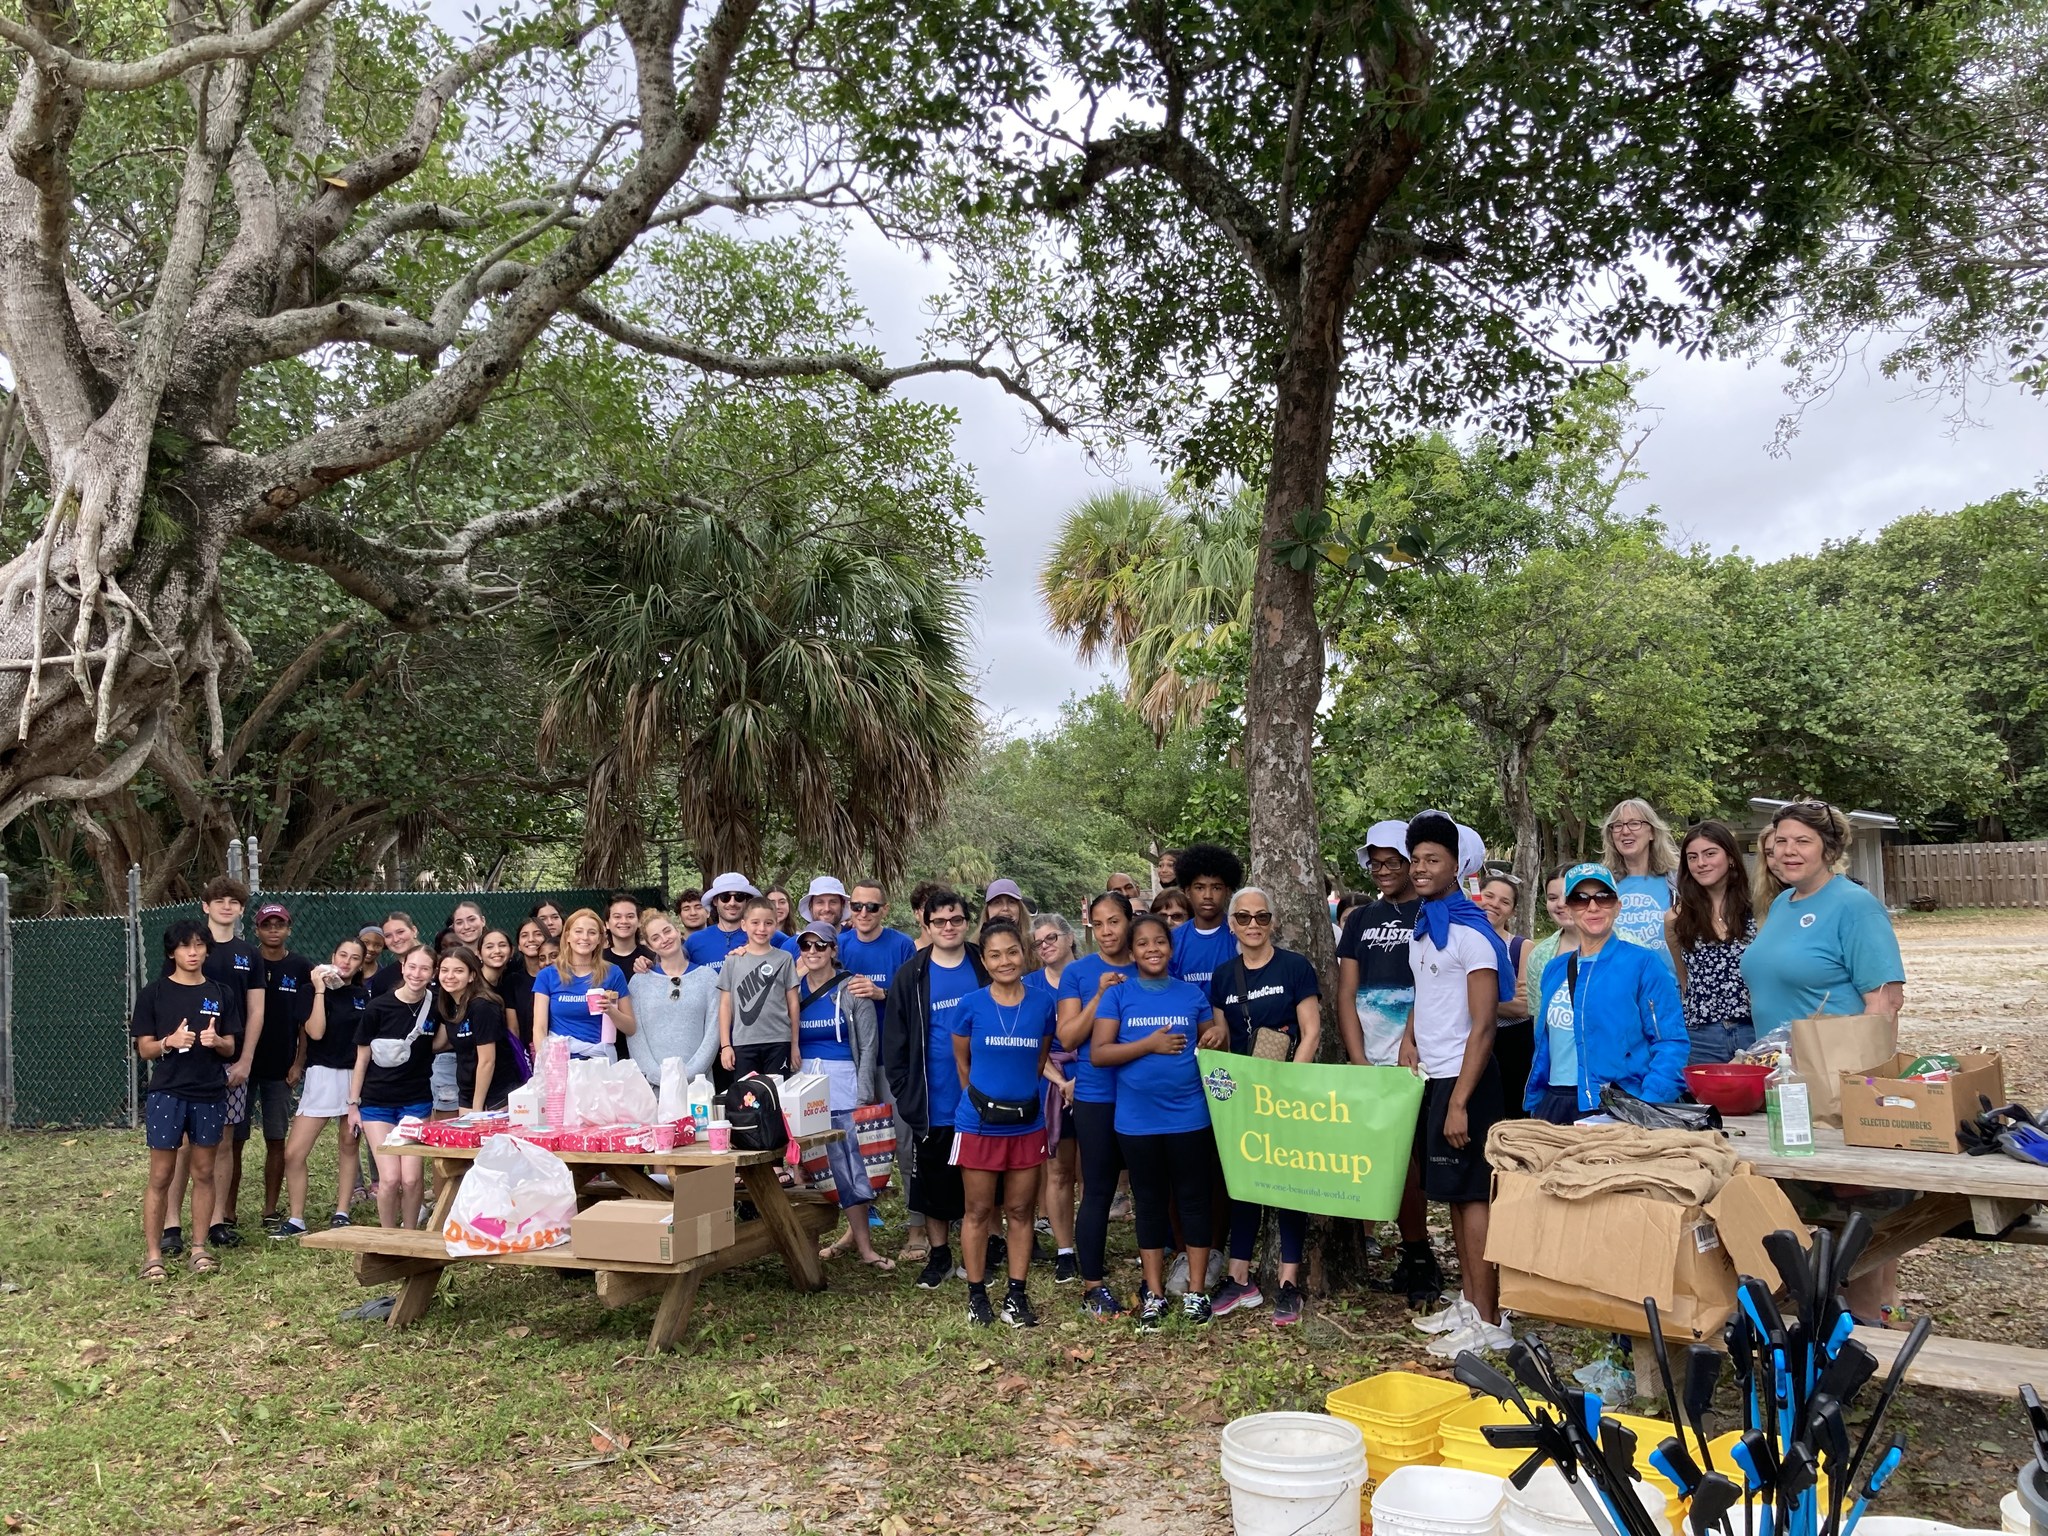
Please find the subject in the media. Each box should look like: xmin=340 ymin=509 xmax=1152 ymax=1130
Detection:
xmin=1739 ymin=799 xmax=1907 ymax=1326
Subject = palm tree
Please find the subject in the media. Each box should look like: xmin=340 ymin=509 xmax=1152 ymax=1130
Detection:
xmin=1039 ymin=486 xmax=1257 ymax=734
xmin=537 ymin=502 xmax=978 ymax=883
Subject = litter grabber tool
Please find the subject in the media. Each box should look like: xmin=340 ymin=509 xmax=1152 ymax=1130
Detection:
xmin=1690 ymin=1471 xmax=1743 ymax=1536
xmin=1685 ymin=1343 xmax=1725 ymax=1472
xmin=1836 ymin=1317 xmax=1931 ymax=1521
xmin=1833 ymin=1433 xmax=1905 ymax=1536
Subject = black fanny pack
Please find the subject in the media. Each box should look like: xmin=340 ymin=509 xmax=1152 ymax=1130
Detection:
xmin=969 ymin=1083 xmax=1037 ymax=1127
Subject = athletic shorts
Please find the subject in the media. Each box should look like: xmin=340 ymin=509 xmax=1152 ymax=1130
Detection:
xmin=224 ymin=1080 xmax=249 ymax=1130
xmin=951 ymin=1129 xmax=1048 ymax=1173
xmin=906 ymin=1126 xmax=965 ymax=1223
xmin=237 ymin=1078 xmax=293 ymax=1141
xmin=145 ymin=1091 xmax=226 ymax=1151
xmin=296 ymin=1065 xmax=352 ymax=1120
xmin=430 ymin=1053 xmax=460 ymax=1112
xmin=1418 ymin=1060 xmax=1504 ymax=1205
xmin=359 ymin=1100 xmax=432 ymax=1125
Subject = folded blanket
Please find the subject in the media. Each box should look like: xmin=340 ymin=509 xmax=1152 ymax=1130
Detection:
xmin=1486 ymin=1120 xmax=1740 ymax=1204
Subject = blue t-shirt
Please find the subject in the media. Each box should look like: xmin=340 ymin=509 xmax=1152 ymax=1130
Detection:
xmin=839 ymin=927 xmax=917 ymax=1019
xmin=1740 ymin=877 xmax=1905 ymax=1035
xmin=1170 ymin=921 xmax=1239 ymax=990
xmin=1615 ymin=873 xmax=1677 ymax=970
xmin=534 ymin=962 xmax=629 ymax=1044
xmin=1026 ymin=968 xmax=1060 ymax=1002
xmin=950 ymin=986 xmax=1056 ymax=1136
xmin=1543 ymin=952 xmax=1591 ymax=1088
xmin=924 ymin=953 xmax=982 ymax=1127
xmin=685 ymin=925 xmax=800 ymax=971
xmin=1100 ymin=975 xmax=1212 ymax=1136
xmin=796 ymin=977 xmax=855 ymax=1062
xmin=1058 ymin=952 xmax=1131 ymax=1105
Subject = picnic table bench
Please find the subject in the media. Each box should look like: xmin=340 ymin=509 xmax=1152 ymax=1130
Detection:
xmin=300 ymin=1130 xmax=844 ymax=1352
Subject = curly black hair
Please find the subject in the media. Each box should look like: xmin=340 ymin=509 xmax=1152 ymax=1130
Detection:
xmin=1172 ymin=841 xmax=1244 ymax=892
xmin=1405 ymin=811 xmax=1460 ymax=860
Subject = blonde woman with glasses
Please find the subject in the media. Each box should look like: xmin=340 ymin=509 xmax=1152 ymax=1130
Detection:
xmin=1600 ymin=798 xmax=1680 ymax=971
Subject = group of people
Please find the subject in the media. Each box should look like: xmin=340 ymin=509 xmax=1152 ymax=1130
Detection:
xmin=128 ymin=796 xmax=1909 ymax=1341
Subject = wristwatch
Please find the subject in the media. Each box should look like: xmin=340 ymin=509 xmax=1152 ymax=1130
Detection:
xmin=346 ymin=1098 xmax=361 ymax=1108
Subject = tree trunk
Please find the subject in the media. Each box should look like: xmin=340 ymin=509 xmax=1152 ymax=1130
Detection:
xmin=1246 ymin=325 xmax=1343 ymax=994
xmin=1496 ymin=734 xmax=1544 ymax=938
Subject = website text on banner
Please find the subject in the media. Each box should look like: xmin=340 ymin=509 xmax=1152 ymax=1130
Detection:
xmin=1198 ymin=1051 xmax=1422 ymax=1221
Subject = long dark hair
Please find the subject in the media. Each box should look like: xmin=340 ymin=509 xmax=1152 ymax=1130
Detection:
xmin=1674 ymin=820 xmax=1755 ymax=950
xmin=433 ymin=944 xmax=503 ymax=1022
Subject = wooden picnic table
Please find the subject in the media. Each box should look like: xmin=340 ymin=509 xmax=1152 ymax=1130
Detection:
xmin=300 ymin=1130 xmax=845 ymax=1353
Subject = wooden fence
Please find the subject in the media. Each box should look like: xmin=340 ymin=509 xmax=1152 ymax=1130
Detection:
xmin=1883 ymin=840 xmax=2048 ymax=909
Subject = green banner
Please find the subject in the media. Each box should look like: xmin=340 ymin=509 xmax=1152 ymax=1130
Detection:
xmin=1198 ymin=1051 xmax=1424 ymax=1221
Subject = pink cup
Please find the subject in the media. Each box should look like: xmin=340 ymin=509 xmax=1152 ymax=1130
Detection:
xmin=708 ymin=1120 xmax=731 ymax=1153
xmin=587 ymin=990 xmax=609 ymax=1014
xmin=651 ymin=1122 xmax=678 ymax=1152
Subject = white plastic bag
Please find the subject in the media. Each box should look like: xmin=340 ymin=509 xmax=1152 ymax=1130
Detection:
xmin=611 ymin=1059 xmax=660 ymax=1124
xmin=443 ymin=1135 xmax=576 ymax=1256
xmin=564 ymin=1056 xmax=610 ymax=1129
xmin=658 ymin=1057 xmax=687 ymax=1123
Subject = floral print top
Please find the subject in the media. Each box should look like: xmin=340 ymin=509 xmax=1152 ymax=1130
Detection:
xmin=1680 ymin=916 xmax=1756 ymax=1031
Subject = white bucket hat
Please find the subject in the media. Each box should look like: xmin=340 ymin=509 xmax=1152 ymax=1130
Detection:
xmin=703 ymin=871 xmax=760 ymax=901
xmin=799 ymin=876 xmax=848 ymax=921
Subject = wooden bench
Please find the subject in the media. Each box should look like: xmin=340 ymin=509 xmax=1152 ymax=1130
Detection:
xmin=300 ymin=1131 xmax=845 ymax=1352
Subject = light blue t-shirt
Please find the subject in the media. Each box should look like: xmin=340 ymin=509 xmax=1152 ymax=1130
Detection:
xmin=1543 ymin=954 xmax=1590 ymax=1088
xmin=533 ymin=962 xmax=629 ymax=1045
xmin=1099 ymin=975 xmax=1212 ymax=1136
xmin=1170 ymin=921 xmax=1239 ymax=990
xmin=1614 ymin=873 xmax=1676 ymax=970
xmin=950 ymin=986 xmax=1055 ymax=1137
xmin=924 ymin=953 xmax=981 ymax=1127
xmin=1740 ymin=876 xmax=1905 ymax=1035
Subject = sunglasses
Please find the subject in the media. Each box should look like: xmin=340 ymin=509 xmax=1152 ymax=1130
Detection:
xmin=927 ymin=914 xmax=966 ymax=928
xmin=1231 ymin=910 xmax=1275 ymax=926
xmin=848 ymin=901 xmax=884 ymax=914
xmin=1566 ymin=889 xmax=1620 ymax=907
xmin=667 ymin=974 xmax=685 ymax=999
xmin=715 ymin=893 xmax=748 ymax=904
xmin=798 ymin=938 xmax=834 ymax=952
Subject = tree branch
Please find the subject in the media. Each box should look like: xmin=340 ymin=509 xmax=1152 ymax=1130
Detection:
xmin=227 ymin=297 xmax=450 ymax=365
xmin=0 ymin=0 xmax=334 ymax=93
xmin=216 ymin=614 xmax=356 ymax=779
xmin=0 ymin=706 xmax=160 ymax=828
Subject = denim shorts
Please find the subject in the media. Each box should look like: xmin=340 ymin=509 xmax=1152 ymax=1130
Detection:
xmin=359 ymin=1101 xmax=432 ymax=1125
xmin=1687 ymin=1020 xmax=1755 ymax=1067
xmin=430 ymin=1052 xmax=460 ymax=1112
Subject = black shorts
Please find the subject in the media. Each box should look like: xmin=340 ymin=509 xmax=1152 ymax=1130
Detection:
xmin=733 ymin=1041 xmax=791 ymax=1079
xmin=907 ymin=1126 xmax=966 ymax=1223
xmin=1418 ymin=1061 xmax=1503 ymax=1205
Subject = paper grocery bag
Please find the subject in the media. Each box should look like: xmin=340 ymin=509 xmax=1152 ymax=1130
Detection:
xmin=1789 ymin=1012 xmax=1898 ymax=1125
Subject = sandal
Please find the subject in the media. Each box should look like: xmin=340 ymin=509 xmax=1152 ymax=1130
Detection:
xmin=139 ymin=1260 xmax=168 ymax=1284
xmin=897 ymin=1234 xmax=931 ymax=1264
xmin=858 ymin=1254 xmax=897 ymax=1272
xmin=189 ymin=1248 xmax=218 ymax=1275
xmin=819 ymin=1228 xmax=859 ymax=1261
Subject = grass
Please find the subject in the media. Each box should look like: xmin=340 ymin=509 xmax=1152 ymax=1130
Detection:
xmin=0 ymin=1130 xmax=1420 ymax=1535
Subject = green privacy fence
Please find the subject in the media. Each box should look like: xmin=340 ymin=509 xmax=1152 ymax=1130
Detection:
xmin=3 ymin=879 xmax=653 ymax=1128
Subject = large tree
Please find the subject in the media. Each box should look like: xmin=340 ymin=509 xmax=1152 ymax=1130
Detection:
xmin=830 ymin=0 xmax=1978 ymax=970
xmin=0 ymin=0 xmax=1054 ymax=847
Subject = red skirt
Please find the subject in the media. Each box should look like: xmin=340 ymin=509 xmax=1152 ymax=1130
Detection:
xmin=950 ymin=1128 xmax=1048 ymax=1172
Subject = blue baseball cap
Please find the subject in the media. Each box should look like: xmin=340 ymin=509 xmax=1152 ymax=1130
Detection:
xmin=1563 ymin=863 xmax=1619 ymax=898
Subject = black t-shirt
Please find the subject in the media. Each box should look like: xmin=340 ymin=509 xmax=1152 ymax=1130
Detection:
xmin=489 ymin=963 xmax=537 ymax=1046
xmin=438 ymin=996 xmax=519 ymax=1108
xmin=202 ymin=933 xmax=262 ymax=1033
xmin=1336 ymin=897 xmax=1424 ymax=988
xmin=1210 ymin=947 xmax=1321 ymax=1055
xmin=365 ymin=956 xmax=408 ymax=999
xmin=603 ymin=943 xmax=656 ymax=976
xmin=252 ymin=950 xmax=315 ymax=1082
xmin=355 ymin=989 xmax=436 ymax=1107
xmin=306 ymin=980 xmax=370 ymax=1072
xmin=132 ymin=976 xmax=236 ymax=1101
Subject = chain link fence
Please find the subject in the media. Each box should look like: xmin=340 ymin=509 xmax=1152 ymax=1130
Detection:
xmin=1 ymin=854 xmax=654 ymax=1128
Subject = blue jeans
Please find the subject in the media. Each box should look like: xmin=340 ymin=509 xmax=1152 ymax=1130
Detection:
xmin=1688 ymin=1020 xmax=1755 ymax=1067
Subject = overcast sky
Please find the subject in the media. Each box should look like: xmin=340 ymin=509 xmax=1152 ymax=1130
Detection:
xmin=839 ymin=224 xmax=2047 ymax=729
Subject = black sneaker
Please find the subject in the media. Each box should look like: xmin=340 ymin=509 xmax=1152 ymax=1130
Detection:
xmin=985 ymin=1234 xmax=1007 ymax=1273
xmin=1211 ymin=1277 xmax=1263 ymax=1317
xmin=966 ymin=1288 xmax=996 ymax=1327
xmin=1137 ymin=1290 xmax=1170 ymax=1332
xmin=1407 ymin=1247 xmax=1446 ymax=1310
xmin=270 ymin=1218 xmax=307 ymax=1241
xmin=1054 ymin=1251 xmax=1081 ymax=1285
xmin=208 ymin=1222 xmax=243 ymax=1249
xmin=1272 ymin=1281 xmax=1305 ymax=1326
xmin=261 ymin=1213 xmax=288 ymax=1236
xmin=1001 ymin=1290 xmax=1040 ymax=1328
xmin=1181 ymin=1291 xmax=1213 ymax=1325
xmin=1082 ymin=1284 xmax=1124 ymax=1320
xmin=328 ymin=1211 xmax=353 ymax=1229
xmin=915 ymin=1250 xmax=952 ymax=1290
xmin=160 ymin=1226 xmax=184 ymax=1258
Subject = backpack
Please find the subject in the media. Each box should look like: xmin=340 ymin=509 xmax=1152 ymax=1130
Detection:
xmin=725 ymin=1072 xmax=787 ymax=1153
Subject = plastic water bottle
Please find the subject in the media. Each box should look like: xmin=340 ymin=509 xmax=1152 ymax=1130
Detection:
xmin=545 ymin=1036 xmax=570 ymax=1129
xmin=687 ymin=1073 xmax=713 ymax=1129
xmin=1766 ymin=1060 xmax=1814 ymax=1156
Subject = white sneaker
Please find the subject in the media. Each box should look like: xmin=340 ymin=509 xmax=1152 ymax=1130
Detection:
xmin=1426 ymin=1316 xmax=1515 ymax=1358
xmin=1165 ymin=1251 xmax=1191 ymax=1296
xmin=1204 ymin=1248 xmax=1227 ymax=1290
xmin=1413 ymin=1294 xmax=1478 ymax=1335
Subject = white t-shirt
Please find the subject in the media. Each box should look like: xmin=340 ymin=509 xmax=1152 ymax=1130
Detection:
xmin=1408 ymin=925 xmax=1500 ymax=1081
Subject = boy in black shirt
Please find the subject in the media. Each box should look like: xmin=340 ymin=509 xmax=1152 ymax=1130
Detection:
xmin=251 ymin=904 xmax=314 ymax=1231
xmin=164 ymin=877 xmax=265 ymax=1257
xmin=133 ymin=921 xmax=238 ymax=1277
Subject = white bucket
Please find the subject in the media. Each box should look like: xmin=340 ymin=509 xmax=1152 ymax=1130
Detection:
xmin=1219 ymin=1412 xmax=1368 ymax=1536
xmin=2005 ymin=1493 xmax=2030 ymax=1536
xmin=1503 ymin=1466 xmax=1671 ymax=1536
xmin=1373 ymin=1464 xmax=1506 ymax=1536
xmin=1855 ymin=1521 xmax=1962 ymax=1536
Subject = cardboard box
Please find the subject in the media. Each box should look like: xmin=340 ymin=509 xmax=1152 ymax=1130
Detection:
xmin=1488 ymin=1167 xmax=1808 ymax=1340
xmin=572 ymin=1192 xmax=734 ymax=1264
xmin=1840 ymin=1052 xmax=2006 ymax=1154
xmin=780 ymin=1071 xmax=831 ymax=1138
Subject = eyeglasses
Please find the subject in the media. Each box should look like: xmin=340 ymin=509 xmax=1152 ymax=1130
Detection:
xmin=798 ymin=938 xmax=834 ymax=952
xmin=1565 ymin=890 xmax=1620 ymax=908
xmin=927 ymin=914 xmax=966 ymax=928
xmin=1035 ymin=933 xmax=1063 ymax=947
xmin=848 ymin=901 xmax=884 ymax=914
xmin=1367 ymin=856 xmax=1406 ymax=874
xmin=1608 ymin=819 xmax=1652 ymax=834
xmin=1231 ymin=910 xmax=1275 ymax=926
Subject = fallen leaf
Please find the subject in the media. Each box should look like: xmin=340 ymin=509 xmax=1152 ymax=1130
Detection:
xmin=504 ymin=1326 xmax=530 ymax=1339
xmin=77 ymin=1345 xmax=109 ymax=1368
xmin=60 ymin=1138 xmax=76 ymax=1147
xmin=590 ymin=1428 xmax=630 ymax=1453
xmin=6 ymin=1516 xmax=21 ymax=1531
xmin=878 ymin=1518 xmax=913 ymax=1536
xmin=764 ymin=1417 xmax=792 ymax=1429
xmin=968 ymin=1358 xmax=997 ymax=1374
xmin=995 ymin=1374 xmax=1030 ymax=1396
xmin=741 ymin=1333 xmax=757 ymax=1344
xmin=1065 ymin=1347 xmax=1094 ymax=1364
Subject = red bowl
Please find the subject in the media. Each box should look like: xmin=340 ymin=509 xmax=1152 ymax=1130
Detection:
xmin=1684 ymin=1063 xmax=1771 ymax=1115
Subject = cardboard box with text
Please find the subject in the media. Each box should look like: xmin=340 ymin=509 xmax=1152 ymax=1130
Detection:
xmin=1840 ymin=1052 xmax=2005 ymax=1154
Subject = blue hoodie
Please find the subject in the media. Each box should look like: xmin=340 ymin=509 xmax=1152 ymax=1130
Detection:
xmin=1526 ymin=938 xmax=1689 ymax=1115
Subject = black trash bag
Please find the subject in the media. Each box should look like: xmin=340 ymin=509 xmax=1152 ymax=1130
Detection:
xmin=1599 ymin=1084 xmax=1723 ymax=1133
